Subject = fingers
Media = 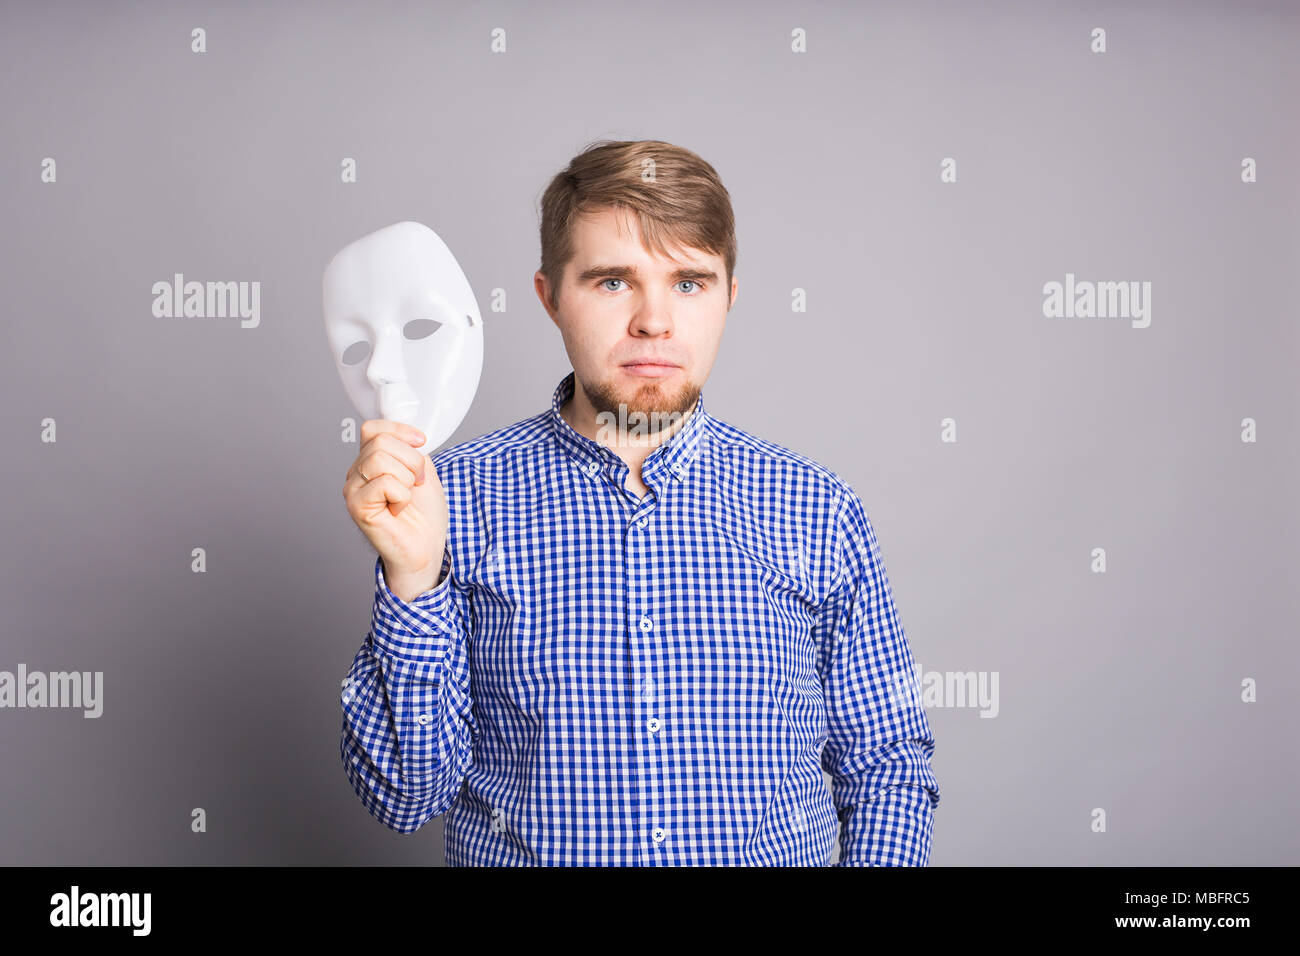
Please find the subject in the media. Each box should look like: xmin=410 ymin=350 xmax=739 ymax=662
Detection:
xmin=344 ymin=422 xmax=430 ymax=511
xmin=350 ymin=446 xmax=425 ymax=492
xmin=356 ymin=427 xmax=429 ymax=487
xmin=369 ymin=472 xmax=413 ymax=509
xmin=360 ymin=419 xmax=426 ymax=449
xmin=344 ymin=470 xmax=414 ymax=520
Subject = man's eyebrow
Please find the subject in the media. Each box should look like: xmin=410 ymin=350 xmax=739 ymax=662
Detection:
xmin=575 ymin=264 xmax=719 ymax=283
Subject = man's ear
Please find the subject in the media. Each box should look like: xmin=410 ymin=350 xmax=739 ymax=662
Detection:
xmin=534 ymin=270 xmax=560 ymax=324
xmin=533 ymin=272 xmax=550 ymax=319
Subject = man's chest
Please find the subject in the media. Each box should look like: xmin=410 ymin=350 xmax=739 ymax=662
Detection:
xmin=455 ymin=496 xmax=825 ymax=716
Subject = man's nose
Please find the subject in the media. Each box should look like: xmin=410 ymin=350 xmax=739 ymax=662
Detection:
xmin=628 ymin=288 xmax=675 ymax=336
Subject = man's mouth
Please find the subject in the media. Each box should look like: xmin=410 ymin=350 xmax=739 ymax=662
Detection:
xmin=621 ymin=360 xmax=680 ymax=378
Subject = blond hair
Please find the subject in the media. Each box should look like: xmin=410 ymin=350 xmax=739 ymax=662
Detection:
xmin=538 ymin=139 xmax=737 ymax=310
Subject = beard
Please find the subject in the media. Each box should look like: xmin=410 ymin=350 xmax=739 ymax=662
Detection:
xmin=579 ymin=372 xmax=700 ymax=439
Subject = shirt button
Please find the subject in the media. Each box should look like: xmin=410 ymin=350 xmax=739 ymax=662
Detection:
xmin=416 ymin=713 xmax=432 ymax=726
xmin=647 ymin=717 xmax=660 ymax=733
xmin=652 ymin=827 xmax=666 ymax=844
xmin=586 ymin=461 xmax=599 ymax=476
xmin=637 ymin=517 xmax=648 ymax=529
xmin=639 ymin=616 xmax=653 ymax=632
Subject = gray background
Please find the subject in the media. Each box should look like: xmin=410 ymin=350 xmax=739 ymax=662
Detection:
xmin=1 ymin=0 xmax=1296 ymax=865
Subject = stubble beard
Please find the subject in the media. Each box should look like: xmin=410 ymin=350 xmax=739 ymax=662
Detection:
xmin=581 ymin=373 xmax=700 ymax=439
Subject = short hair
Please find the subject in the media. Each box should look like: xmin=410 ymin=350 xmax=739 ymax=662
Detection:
xmin=537 ymin=139 xmax=737 ymax=310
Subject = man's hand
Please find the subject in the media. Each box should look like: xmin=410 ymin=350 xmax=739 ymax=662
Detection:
xmin=342 ymin=420 xmax=449 ymax=601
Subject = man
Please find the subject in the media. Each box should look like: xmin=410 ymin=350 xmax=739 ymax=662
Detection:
xmin=339 ymin=139 xmax=940 ymax=866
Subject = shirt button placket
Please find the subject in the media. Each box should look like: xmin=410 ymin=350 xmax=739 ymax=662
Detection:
xmin=628 ymin=495 xmax=665 ymax=863
xmin=637 ymin=611 xmax=662 ymax=859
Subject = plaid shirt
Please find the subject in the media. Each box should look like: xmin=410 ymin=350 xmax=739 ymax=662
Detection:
xmin=340 ymin=370 xmax=940 ymax=865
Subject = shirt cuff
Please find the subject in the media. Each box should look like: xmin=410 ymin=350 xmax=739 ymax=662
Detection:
xmin=370 ymin=550 xmax=459 ymax=661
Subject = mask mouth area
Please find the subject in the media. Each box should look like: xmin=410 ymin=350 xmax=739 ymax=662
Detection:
xmin=380 ymin=398 xmax=421 ymax=428
xmin=377 ymin=382 xmax=422 ymax=423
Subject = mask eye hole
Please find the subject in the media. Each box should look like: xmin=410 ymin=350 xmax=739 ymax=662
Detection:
xmin=466 ymin=313 xmax=478 ymax=327
xmin=341 ymin=340 xmax=371 ymax=366
xmin=403 ymin=318 xmax=443 ymax=340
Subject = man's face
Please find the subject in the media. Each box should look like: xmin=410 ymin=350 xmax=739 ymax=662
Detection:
xmin=534 ymin=205 xmax=736 ymax=436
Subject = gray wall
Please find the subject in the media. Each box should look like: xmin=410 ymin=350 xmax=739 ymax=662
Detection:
xmin=1 ymin=0 xmax=1295 ymax=865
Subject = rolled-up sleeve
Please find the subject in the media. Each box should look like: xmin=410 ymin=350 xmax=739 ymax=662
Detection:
xmin=813 ymin=486 xmax=940 ymax=866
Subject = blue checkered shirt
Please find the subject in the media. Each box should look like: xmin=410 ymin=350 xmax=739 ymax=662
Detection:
xmin=340 ymin=371 xmax=940 ymax=865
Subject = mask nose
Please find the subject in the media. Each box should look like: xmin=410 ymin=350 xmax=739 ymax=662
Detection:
xmin=364 ymin=326 xmax=406 ymax=389
xmin=365 ymin=328 xmax=420 ymax=422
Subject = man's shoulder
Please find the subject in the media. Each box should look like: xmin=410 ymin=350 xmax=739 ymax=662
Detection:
xmin=429 ymin=408 xmax=553 ymax=473
xmin=706 ymin=413 xmax=856 ymax=503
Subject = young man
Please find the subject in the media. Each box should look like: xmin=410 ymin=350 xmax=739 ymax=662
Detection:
xmin=339 ymin=139 xmax=940 ymax=866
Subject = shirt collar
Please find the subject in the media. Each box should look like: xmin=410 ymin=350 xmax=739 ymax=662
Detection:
xmin=548 ymin=370 xmax=709 ymax=485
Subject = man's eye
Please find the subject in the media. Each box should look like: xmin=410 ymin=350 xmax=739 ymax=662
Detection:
xmin=599 ymin=278 xmax=703 ymax=293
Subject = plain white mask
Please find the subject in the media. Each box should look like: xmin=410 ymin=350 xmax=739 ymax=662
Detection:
xmin=323 ymin=221 xmax=484 ymax=457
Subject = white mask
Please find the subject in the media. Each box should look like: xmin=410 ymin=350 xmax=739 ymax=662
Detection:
xmin=323 ymin=221 xmax=484 ymax=456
